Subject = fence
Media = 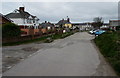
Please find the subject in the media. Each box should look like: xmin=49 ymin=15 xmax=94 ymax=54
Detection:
xmin=2 ymin=30 xmax=61 ymax=44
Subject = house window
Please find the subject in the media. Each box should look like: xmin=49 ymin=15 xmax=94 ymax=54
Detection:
xmin=33 ymin=20 xmax=35 ymax=23
xmin=27 ymin=19 xmax=32 ymax=23
xmin=29 ymin=19 xmax=32 ymax=23
xmin=27 ymin=19 xmax=29 ymax=23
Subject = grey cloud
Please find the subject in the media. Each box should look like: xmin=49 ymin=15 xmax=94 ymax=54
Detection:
xmin=1 ymin=2 xmax=118 ymax=23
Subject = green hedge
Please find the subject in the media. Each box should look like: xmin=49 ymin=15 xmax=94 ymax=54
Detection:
xmin=2 ymin=23 xmax=21 ymax=38
xmin=94 ymin=31 xmax=120 ymax=76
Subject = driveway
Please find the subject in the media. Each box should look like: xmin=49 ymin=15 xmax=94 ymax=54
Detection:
xmin=3 ymin=32 xmax=117 ymax=76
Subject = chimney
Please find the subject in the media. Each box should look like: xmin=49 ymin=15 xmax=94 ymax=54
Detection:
xmin=19 ymin=7 xmax=25 ymax=11
xmin=45 ymin=21 xmax=47 ymax=23
xmin=67 ymin=16 xmax=70 ymax=22
xmin=67 ymin=18 xmax=70 ymax=22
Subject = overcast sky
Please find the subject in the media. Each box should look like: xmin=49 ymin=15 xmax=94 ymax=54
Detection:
xmin=1 ymin=2 xmax=118 ymax=23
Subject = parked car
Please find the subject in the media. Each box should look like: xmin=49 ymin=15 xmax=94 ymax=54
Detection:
xmin=94 ymin=30 xmax=106 ymax=36
xmin=89 ymin=29 xmax=97 ymax=34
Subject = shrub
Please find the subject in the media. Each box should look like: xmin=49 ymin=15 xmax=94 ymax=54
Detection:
xmin=2 ymin=23 xmax=21 ymax=38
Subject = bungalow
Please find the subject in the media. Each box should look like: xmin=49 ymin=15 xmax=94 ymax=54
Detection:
xmin=5 ymin=7 xmax=40 ymax=36
xmin=40 ymin=21 xmax=55 ymax=34
xmin=72 ymin=23 xmax=93 ymax=31
xmin=100 ymin=23 xmax=109 ymax=29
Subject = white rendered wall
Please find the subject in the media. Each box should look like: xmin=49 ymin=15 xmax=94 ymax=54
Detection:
xmin=10 ymin=18 xmax=39 ymax=26
xmin=10 ymin=18 xmax=24 ymax=25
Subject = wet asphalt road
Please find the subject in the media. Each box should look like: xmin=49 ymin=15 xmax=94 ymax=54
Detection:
xmin=3 ymin=32 xmax=117 ymax=76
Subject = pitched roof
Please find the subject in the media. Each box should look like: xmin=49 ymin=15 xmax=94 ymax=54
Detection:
xmin=103 ymin=23 xmax=109 ymax=25
xmin=5 ymin=9 xmax=29 ymax=18
xmin=40 ymin=22 xmax=54 ymax=28
xmin=5 ymin=9 xmax=38 ymax=19
xmin=72 ymin=23 xmax=92 ymax=26
xmin=56 ymin=19 xmax=71 ymax=25
xmin=0 ymin=13 xmax=13 ymax=22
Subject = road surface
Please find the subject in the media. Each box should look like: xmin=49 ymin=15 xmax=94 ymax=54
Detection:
xmin=3 ymin=32 xmax=117 ymax=76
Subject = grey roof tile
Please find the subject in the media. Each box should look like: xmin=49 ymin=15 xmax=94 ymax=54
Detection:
xmin=5 ymin=10 xmax=33 ymax=19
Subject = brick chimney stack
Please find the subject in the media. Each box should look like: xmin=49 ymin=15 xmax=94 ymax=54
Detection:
xmin=19 ymin=7 xmax=25 ymax=11
xmin=67 ymin=16 xmax=70 ymax=22
xmin=45 ymin=21 xmax=47 ymax=23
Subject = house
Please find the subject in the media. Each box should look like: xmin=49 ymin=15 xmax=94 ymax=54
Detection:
xmin=100 ymin=23 xmax=109 ymax=29
xmin=0 ymin=13 xmax=13 ymax=25
xmin=40 ymin=21 xmax=55 ymax=34
xmin=5 ymin=7 xmax=39 ymax=28
xmin=72 ymin=23 xmax=93 ymax=31
xmin=5 ymin=7 xmax=40 ymax=36
xmin=56 ymin=16 xmax=72 ymax=28
xmin=109 ymin=20 xmax=120 ymax=30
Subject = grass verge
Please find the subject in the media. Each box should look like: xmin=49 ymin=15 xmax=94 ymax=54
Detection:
xmin=44 ymin=32 xmax=74 ymax=43
xmin=94 ymin=31 xmax=120 ymax=76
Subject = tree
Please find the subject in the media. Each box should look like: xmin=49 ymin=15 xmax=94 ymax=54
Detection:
xmin=92 ymin=17 xmax=103 ymax=29
xmin=2 ymin=23 xmax=21 ymax=38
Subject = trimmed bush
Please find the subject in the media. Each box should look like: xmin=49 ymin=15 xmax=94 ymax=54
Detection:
xmin=2 ymin=23 xmax=21 ymax=38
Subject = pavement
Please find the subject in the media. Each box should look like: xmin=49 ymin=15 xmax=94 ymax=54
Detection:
xmin=3 ymin=32 xmax=117 ymax=76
